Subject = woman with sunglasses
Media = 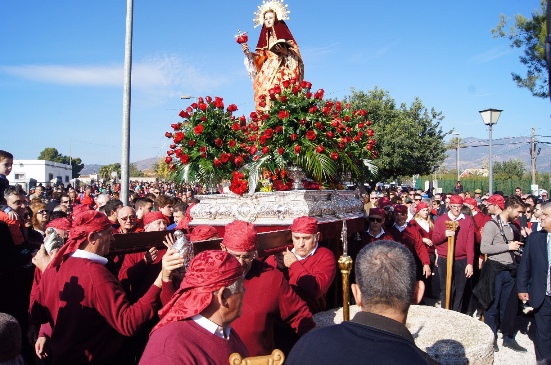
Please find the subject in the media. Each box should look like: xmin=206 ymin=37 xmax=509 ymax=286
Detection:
xmin=22 ymin=206 xmax=45 ymax=246
xmin=30 ymin=202 xmax=49 ymax=237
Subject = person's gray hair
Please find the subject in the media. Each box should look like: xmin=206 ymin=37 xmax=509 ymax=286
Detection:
xmin=355 ymin=240 xmax=416 ymax=313
xmin=542 ymin=201 xmax=551 ymax=212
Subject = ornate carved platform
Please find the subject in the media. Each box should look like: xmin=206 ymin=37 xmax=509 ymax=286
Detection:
xmin=189 ymin=190 xmax=364 ymax=226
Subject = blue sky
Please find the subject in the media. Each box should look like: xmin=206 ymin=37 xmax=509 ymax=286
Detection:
xmin=1 ymin=0 xmax=549 ymax=166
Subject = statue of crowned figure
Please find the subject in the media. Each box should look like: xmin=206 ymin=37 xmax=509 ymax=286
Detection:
xmin=239 ymin=0 xmax=304 ymax=111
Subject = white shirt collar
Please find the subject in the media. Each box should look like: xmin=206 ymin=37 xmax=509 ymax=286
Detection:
xmin=394 ymin=222 xmax=407 ymax=232
xmin=191 ymin=314 xmax=231 ymax=339
xmin=70 ymin=249 xmax=108 ymax=265
xmin=447 ymin=211 xmax=465 ymax=221
xmin=367 ymin=227 xmax=386 ymax=238
xmin=292 ymin=243 xmax=318 ymax=261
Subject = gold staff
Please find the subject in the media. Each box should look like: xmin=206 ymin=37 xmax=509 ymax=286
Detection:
xmin=445 ymin=220 xmax=459 ymax=310
xmin=338 ymin=219 xmax=353 ymax=321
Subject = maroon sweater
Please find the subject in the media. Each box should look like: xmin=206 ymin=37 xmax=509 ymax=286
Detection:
xmin=30 ymin=256 xmax=161 ymax=365
xmin=408 ymin=219 xmax=435 ymax=255
xmin=139 ymin=319 xmax=248 ymax=365
xmin=265 ymin=246 xmax=336 ymax=314
xmin=433 ymin=213 xmax=475 ymax=265
xmin=388 ymin=224 xmax=430 ymax=266
xmin=232 ymin=260 xmax=315 ymax=356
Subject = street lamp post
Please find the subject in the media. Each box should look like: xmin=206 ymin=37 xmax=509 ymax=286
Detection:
xmin=181 ymin=95 xmax=198 ymax=104
xmin=479 ymin=109 xmax=502 ymax=195
xmin=452 ymin=132 xmax=460 ymax=181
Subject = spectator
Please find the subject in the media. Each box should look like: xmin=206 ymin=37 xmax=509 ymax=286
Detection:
xmin=30 ymin=202 xmax=49 ymax=237
xmin=286 ymin=241 xmax=437 ymax=365
xmin=103 ymin=199 xmax=123 ymax=229
xmin=0 ymin=150 xmax=13 ymax=205
xmin=167 ymin=202 xmax=188 ymax=230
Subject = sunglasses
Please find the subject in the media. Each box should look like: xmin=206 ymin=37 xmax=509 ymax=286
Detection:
xmin=60 ymin=200 xmax=70 ymax=204
xmin=37 ymin=210 xmax=49 ymax=215
xmin=526 ymin=210 xmax=532 ymax=213
xmin=23 ymin=213 xmax=32 ymax=219
xmin=368 ymin=217 xmax=383 ymax=223
xmin=119 ymin=215 xmax=137 ymax=221
xmin=414 ymin=198 xmax=422 ymax=201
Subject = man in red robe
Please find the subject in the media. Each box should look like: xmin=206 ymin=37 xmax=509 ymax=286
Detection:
xmin=266 ymin=216 xmax=336 ymax=314
xmin=29 ymin=210 xmax=165 ymax=365
xmin=221 ymin=220 xmax=316 ymax=356
xmin=140 ymin=250 xmax=248 ymax=364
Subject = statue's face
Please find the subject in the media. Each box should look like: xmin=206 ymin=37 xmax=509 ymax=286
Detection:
xmin=264 ymin=11 xmax=275 ymax=28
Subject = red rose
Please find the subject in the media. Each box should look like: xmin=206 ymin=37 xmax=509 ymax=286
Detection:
xmin=249 ymin=146 xmax=258 ymax=155
xmin=309 ymin=105 xmax=317 ymax=113
xmin=215 ymin=138 xmax=223 ymax=147
xmin=234 ymin=156 xmax=244 ymax=166
xmin=205 ymin=96 xmax=212 ymax=103
xmin=305 ymin=130 xmax=317 ymax=141
xmin=227 ymin=103 xmax=238 ymax=112
xmin=259 ymin=101 xmax=267 ymax=108
xmin=169 ymin=164 xmax=175 ymax=171
xmin=275 ymin=125 xmax=283 ymax=133
xmin=232 ymin=123 xmax=240 ymax=131
xmin=236 ymin=33 xmax=248 ymax=44
xmin=221 ymin=153 xmax=230 ymax=163
xmin=175 ymin=148 xmax=182 ymax=157
xmin=214 ymin=98 xmax=224 ymax=109
xmin=292 ymin=86 xmax=300 ymax=95
xmin=198 ymin=103 xmax=207 ymax=111
xmin=294 ymin=145 xmax=301 ymax=154
xmin=171 ymin=123 xmax=179 ymax=130
xmin=299 ymin=119 xmax=306 ymax=125
xmin=264 ymin=128 xmax=274 ymax=138
xmin=262 ymin=146 xmax=269 ymax=154
xmin=180 ymin=154 xmax=189 ymax=164
xmin=315 ymin=122 xmax=322 ymax=129
xmin=300 ymin=81 xmax=308 ymax=88
xmin=169 ymin=143 xmax=176 ymax=149
xmin=305 ymin=92 xmax=312 ymax=99
xmin=165 ymin=132 xmax=173 ymax=138
xmin=278 ymin=147 xmax=285 ymax=155
xmin=354 ymin=135 xmax=361 ymax=142
xmin=228 ymin=139 xmax=237 ymax=148
xmin=249 ymin=123 xmax=259 ymax=132
xmin=316 ymin=145 xmax=325 ymax=153
xmin=366 ymin=144 xmax=373 ymax=151
xmin=189 ymin=104 xmax=196 ymax=110
xmin=274 ymin=85 xmax=281 ymax=94
xmin=344 ymin=115 xmax=351 ymax=122
xmin=167 ymin=150 xmax=174 ymax=155
xmin=282 ymin=80 xmax=290 ymax=89
xmin=358 ymin=122 xmax=365 ymax=128
xmin=290 ymin=133 xmax=298 ymax=141
xmin=200 ymin=152 xmax=207 ymax=158
xmin=278 ymin=110 xmax=290 ymax=119
xmin=188 ymin=140 xmax=196 ymax=147
xmin=331 ymin=152 xmax=339 ymax=160
xmin=280 ymin=95 xmax=288 ymax=103
xmin=366 ymin=121 xmax=372 ymax=126
xmin=214 ymin=158 xmax=222 ymax=167
xmin=165 ymin=156 xmax=172 ymax=164
xmin=178 ymin=110 xmax=190 ymax=118
xmin=173 ymin=131 xmax=185 ymax=143
xmin=200 ymin=146 xmax=207 ymax=153
xmin=259 ymin=136 xmax=267 ymax=145
xmin=368 ymin=129 xmax=374 ymax=137
xmin=194 ymin=124 xmax=204 ymax=135
xmin=327 ymin=131 xmax=334 ymax=139
xmin=250 ymin=111 xmax=258 ymax=119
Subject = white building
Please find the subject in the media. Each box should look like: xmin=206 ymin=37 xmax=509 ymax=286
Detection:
xmin=11 ymin=160 xmax=72 ymax=191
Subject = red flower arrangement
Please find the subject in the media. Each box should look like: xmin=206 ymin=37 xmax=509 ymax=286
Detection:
xmin=230 ymin=171 xmax=248 ymax=195
xmin=164 ymin=96 xmax=249 ymax=192
xmin=251 ymin=80 xmax=378 ymax=184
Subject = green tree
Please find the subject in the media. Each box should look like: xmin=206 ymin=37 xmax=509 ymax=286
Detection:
xmin=98 ymin=163 xmax=121 ymax=181
xmin=129 ymin=164 xmax=145 ymax=177
xmin=345 ymin=87 xmax=450 ymax=180
xmin=493 ymin=159 xmax=526 ymax=179
xmin=492 ymin=0 xmax=549 ymax=98
xmin=153 ymin=158 xmax=175 ymax=181
xmin=37 ymin=147 xmax=84 ymax=178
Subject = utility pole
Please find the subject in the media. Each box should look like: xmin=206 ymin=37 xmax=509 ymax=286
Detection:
xmin=532 ymin=128 xmax=536 ymax=186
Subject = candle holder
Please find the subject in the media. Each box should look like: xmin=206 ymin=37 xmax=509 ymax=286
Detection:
xmin=339 ymin=219 xmax=353 ymax=321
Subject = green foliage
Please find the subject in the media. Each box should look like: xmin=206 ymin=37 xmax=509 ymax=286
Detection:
xmin=98 ymin=163 xmax=121 ymax=181
xmin=345 ymin=87 xmax=450 ymax=180
xmin=492 ymin=0 xmax=549 ymax=98
xmin=493 ymin=159 xmax=526 ymax=179
xmin=37 ymin=147 xmax=84 ymax=178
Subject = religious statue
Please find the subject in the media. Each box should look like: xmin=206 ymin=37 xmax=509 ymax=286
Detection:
xmin=239 ymin=0 xmax=304 ymax=111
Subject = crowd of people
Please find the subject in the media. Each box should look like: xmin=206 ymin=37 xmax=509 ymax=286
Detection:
xmin=1 ymin=143 xmax=551 ymax=364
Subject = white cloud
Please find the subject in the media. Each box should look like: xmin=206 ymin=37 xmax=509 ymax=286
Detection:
xmin=469 ymin=46 xmax=513 ymax=64
xmin=0 ymin=53 xmax=229 ymax=105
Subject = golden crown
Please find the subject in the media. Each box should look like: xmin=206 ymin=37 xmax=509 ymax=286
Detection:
xmin=253 ymin=0 xmax=290 ymax=28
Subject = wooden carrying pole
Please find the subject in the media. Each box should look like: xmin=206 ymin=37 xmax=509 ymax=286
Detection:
xmin=339 ymin=219 xmax=353 ymax=321
xmin=445 ymin=221 xmax=459 ymax=310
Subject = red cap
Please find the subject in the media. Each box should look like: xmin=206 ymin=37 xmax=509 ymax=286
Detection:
xmin=46 ymin=217 xmax=72 ymax=231
xmin=222 ymin=220 xmax=258 ymax=252
xmin=415 ymin=201 xmax=428 ymax=213
xmin=378 ymin=197 xmax=392 ymax=208
xmin=143 ymin=211 xmax=169 ymax=226
xmin=190 ymin=225 xmax=219 ymax=242
xmin=394 ymin=204 xmax=408 ymax=214
xmin=291 ymin=216 xmax=318 ymax=234
xmin=464 ymin=198 xmax=478 ymax=207
xmin=369 ymin=208 xmax=385 ymax=217
xmin=449 ymin=195 xmax=464 ymax=205
xmin=153 ymin=250 xmax=243 ymax=333
xmin=487 ymin=194 xmax=505 ymax=210
xmin=72 ymin=204 xmax=90 ymax=216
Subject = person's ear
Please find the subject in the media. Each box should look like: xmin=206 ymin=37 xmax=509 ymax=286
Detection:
xmin=413 ymin=280 xmax=424 ymax=304
xmin=218 ymin=287 xmax=231 ymax=308
xmin=315 ymin=232 xmax=321 ymax=242
xmin=351 ymin=283 xmax=362 ymax=308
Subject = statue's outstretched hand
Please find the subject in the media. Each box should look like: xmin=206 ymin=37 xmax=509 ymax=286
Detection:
xmin=241 ymin=43 xmax=250 ymax=54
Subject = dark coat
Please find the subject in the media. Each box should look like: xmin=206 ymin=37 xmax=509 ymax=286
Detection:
xmin=517 ymin=230 xmax=549 ymax=309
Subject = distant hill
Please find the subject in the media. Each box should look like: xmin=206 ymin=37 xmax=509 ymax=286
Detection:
xmin=81 ymin=158 xmax=159 ymax=176
xmin=443 ymin=136 xmax=550 ymax=173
